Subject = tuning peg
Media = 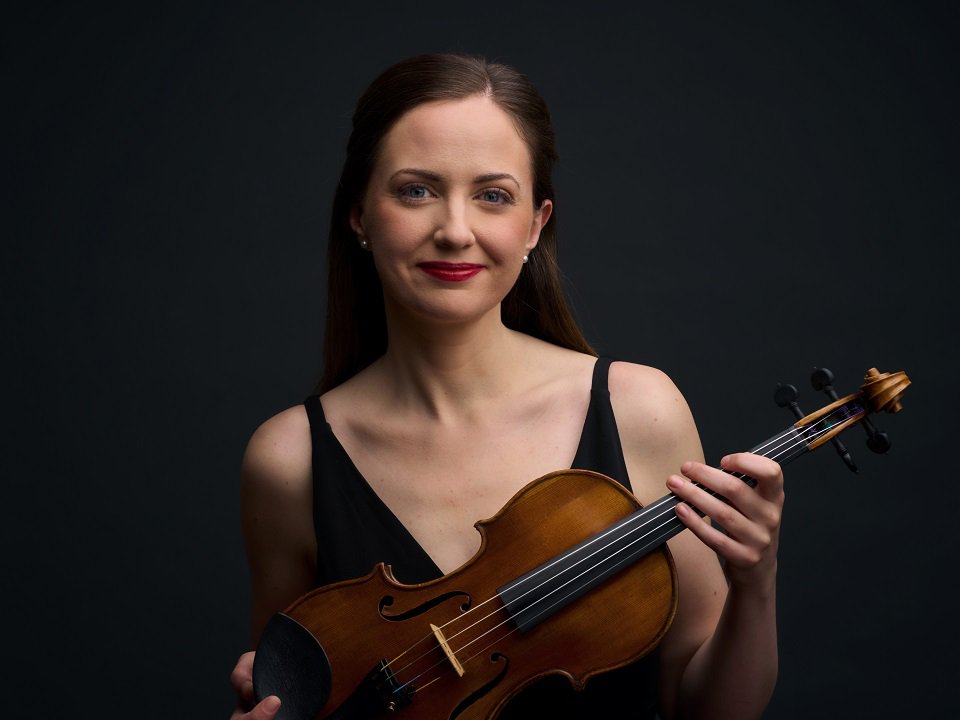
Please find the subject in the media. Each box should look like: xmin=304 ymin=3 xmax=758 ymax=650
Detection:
xmin=813 ymin=367 xmax=892 ymax=455
xmin=863 ymin=418 xmax=892 ymax=453
xmin=803 ymin=368 xmax=858 ymax=473
xmin=775 ymin=382 xmax=856 ymax=470
xmin=774 ymin=383 xmax=805 ymax=420
xmin=810 ymin=367 xmax=836 ymax=393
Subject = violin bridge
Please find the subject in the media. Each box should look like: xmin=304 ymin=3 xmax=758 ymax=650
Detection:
xmin=430 ymin=623 xmax=465 ymax=677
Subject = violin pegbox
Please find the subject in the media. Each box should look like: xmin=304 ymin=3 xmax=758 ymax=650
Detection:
xmin=773 ymin=366 xmax=911 ymax=473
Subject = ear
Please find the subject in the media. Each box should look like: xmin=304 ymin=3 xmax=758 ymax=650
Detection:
xmin=349 ymin=204 xmax=365 ymax=237
xmin=526 ymin=199 xmax=553 ymax=251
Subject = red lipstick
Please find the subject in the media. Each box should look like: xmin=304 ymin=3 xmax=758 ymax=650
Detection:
xmin=417 ymin=262 xmax=484 ymax=282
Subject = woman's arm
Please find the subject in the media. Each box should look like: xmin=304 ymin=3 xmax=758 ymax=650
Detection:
xmin=667 ymin=453 xmax=781 ymax=720
xmin=240 ymin=406 xmax=317 ymax=639
xmin=609 ymin=363 xmax=781 ymax=720
xmin=231 ymin=406 xmax=318 ymax=718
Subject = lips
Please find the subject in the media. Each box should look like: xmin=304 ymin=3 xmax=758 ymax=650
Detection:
xmin=417 ymin=262 xmax=485 ymax=282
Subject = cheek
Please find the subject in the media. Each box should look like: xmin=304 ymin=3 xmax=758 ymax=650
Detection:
xmin=486 ymin=215 xmax=535 ymax=255
xmin=365 ymin=206 xmax=426 ymax=247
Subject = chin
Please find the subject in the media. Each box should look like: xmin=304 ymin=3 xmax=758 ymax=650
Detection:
xmin=390 ymin=295 xmax=505 ymax=328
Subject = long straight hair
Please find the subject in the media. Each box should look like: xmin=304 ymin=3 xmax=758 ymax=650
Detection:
xmin=318 ymin=53 xmax=595 ymax=393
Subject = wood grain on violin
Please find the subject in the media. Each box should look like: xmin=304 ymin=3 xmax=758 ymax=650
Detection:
xmin=252 ymin=367 xmax=909 ymax=720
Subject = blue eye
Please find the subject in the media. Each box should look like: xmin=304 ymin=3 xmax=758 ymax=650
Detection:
xmin=479 ymin=188 xmax=513 ymax=205
xmin=398 ymin=184 xmax=433 ymax=201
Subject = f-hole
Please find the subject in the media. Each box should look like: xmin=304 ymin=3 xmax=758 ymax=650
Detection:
xmin=450 ymin=653 xmax=510 ymax=719
xmin=379 ymin=591 xmax=473 ymax=621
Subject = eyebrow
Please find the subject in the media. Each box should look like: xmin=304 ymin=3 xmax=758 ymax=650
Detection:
xmin=391 ymin=168 xmax=522 ymax=187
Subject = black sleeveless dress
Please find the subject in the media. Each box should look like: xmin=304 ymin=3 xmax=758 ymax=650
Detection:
xmin=303 ymin=357 xmax=660 ymax=718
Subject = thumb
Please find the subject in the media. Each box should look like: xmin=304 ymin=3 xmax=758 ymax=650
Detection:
xmin=250 ymin=695 xmax=281 ymax=719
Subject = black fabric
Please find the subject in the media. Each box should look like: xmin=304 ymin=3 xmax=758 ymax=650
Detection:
xmin=304 ymin=356 xmax=659 ymax=718
xmin=570 ymin=356 xmax=632 ymax=486
xmin=305 ymin=393 xmax=441 ymax=585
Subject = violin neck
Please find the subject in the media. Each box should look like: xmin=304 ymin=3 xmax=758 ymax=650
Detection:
xmin=497 ymin=421 xmax=816 ymax=633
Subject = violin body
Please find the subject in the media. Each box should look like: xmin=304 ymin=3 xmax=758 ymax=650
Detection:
xmin=254 ymin=469 xmax=677 ymax=720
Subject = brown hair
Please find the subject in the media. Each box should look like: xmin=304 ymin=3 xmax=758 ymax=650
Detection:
xmin=318 ymin=53 xmax=595 ymax=393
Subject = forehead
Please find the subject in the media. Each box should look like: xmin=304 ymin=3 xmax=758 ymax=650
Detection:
xmin=376 ymin=95 xmax=532 ymax=177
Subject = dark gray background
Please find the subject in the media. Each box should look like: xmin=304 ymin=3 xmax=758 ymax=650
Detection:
xmin=5 ymin=2 xmax=957 ymax=717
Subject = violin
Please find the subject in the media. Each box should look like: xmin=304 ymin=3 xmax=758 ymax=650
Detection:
xmin=252 ymin=366 xmax=910 ymax=720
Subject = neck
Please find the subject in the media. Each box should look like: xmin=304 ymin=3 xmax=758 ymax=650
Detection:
xmin=376 ymin=304 xmax=531 ymax=419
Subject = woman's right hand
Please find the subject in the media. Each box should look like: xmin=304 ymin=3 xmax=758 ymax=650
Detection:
xmin=229 ymin=651 xmax=281 ymax=719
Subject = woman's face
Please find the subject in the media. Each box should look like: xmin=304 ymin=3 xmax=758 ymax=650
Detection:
xmin=352 ymin=95 xmax=552 ymax=327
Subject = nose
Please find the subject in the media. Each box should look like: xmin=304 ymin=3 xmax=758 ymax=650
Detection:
xmin=433 ymin=198 xmax=475 ymax=248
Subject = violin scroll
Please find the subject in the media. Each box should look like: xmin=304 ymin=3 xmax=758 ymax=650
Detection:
xmin=860 ymin=367 xmax=910 ymax=414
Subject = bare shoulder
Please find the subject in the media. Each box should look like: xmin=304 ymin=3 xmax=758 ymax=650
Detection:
xmin=607 ymin=361 xmax=705 ymax=500
xmin=241 ymin=405 xmax=316 ymax=639
xmin=608 ymin=361 xmax=701 ymax=444
xmin=608 ymin=361 xmax=684 ymax=404
xmin=241 ymin=405 xmax=312 ymax=488
xmin=240 ymin=407 xmax=312 ymax=527
xmin=240 ymin=404 xmax=313 ymax=541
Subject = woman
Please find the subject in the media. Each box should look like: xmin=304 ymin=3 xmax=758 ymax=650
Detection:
xmin=230 ymin=53 xmax=782 ymax=720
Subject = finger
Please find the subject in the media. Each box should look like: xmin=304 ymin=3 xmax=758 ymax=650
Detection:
xmin=231 ymin=652 xmax=257 ymax=704
xmin=233 ymin=650 xmax=256 ymax=674
xmin=677 ymin=461 xmax=768 ymax=518
xmin=667 ymin=471 xmax=769 ymax=546
xmin=684 ymin=457 xmax=783 ymax=517
xmin=719 ymin=453 xmax=784 ymax=501
xmin=672 ymin=501 xmax=764 ymax=567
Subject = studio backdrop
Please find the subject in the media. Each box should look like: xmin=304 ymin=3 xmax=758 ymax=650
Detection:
xmin=4 ymin=2 xmax=957 ymax=718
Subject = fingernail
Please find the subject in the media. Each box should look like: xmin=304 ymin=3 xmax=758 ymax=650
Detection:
xmin=265 ymin=696 xmax=281 ymax=713
xmin=675 ymin=503 xmax=689 ymax=517
xmin=667 ymin=475 xmax=682 ymax=490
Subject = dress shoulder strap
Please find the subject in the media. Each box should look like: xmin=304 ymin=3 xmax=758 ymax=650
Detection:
xmin=590 ymin=355 xmax=614 ymax=392
xmin=303 ymin=394 xmax=324 ymax=434
xmin=571 ymin=356 xmax=631 ymax=490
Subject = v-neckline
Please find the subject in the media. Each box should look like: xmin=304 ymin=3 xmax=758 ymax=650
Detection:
xmin=319 ymin=415 xmax=445 ymax=577
xmin=316 ymin=359 xmax=603 ymax=577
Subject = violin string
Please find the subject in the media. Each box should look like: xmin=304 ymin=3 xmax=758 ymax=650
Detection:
xmin=492 ymin=406 xmax=858 ymax=630
xmin=446 ymin=406 xmax=847 ymax=637
xmin=457 ymin=524 xmax=685 ymax=671
xmin=477 ymin=407 xmax=855 ymax=634
xmin=388 ymin=405 xmax=856 ymax=696
xmin=386 ymin=449 xmax=728 ymax=681
xmin=394 ymin=516 xmax=693 ymax=696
